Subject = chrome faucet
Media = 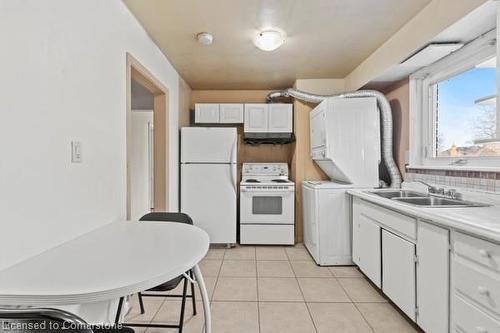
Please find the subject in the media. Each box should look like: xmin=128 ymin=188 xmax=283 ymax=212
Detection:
xmin=416 ymin=180 xmax=442 ymax=194
xmin=416 ymin=180 xmax=461 ymax=199
xmin=443 ymin=188 xmax=462 ymax=200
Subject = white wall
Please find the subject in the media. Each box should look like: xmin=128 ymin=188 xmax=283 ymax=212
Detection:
xmin=0 ymin=0 xmax=181 ymax=270
xmin=294 ymin=79 xmax=346 ymax=95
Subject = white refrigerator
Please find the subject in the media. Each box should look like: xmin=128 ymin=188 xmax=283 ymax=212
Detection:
xmin=180 ymin=127 xmax=237 ymax=244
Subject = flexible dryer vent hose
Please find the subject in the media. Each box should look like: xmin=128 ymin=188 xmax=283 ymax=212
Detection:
xmin=266 ymin=88 xmax=402 ymax=188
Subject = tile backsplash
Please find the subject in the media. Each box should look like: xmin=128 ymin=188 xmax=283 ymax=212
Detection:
xmin=405 ymin=168 xmax=500 ymax=193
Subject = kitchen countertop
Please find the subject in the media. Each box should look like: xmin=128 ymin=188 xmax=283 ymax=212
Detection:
xmin=348 ymin=189 xmax=500 ymax=243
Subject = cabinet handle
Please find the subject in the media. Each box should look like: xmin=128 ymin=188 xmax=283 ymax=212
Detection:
xmin=479 ymin=249 xmax=491 ymax=258
xmin=476 ymin=327 xmax=487 ymax=333
xmin=477 ymin=286 xmax=489 ymax=296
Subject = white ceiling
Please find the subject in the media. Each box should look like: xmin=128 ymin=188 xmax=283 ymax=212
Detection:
xmin=124 ymin=0 xmax=431 ymax=90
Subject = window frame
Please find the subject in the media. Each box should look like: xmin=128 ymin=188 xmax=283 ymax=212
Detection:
xmin=409 ymin=29 xmax=499 ymax=170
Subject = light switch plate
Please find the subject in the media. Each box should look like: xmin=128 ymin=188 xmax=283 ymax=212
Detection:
xmin=71 ymin=141 xmax=82 ymax=163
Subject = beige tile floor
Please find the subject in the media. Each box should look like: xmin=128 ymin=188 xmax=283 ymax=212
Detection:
xmin=125 ymin=244 xmax=421 ymax=333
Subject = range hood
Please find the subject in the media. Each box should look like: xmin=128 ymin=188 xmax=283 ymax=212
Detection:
xmin=243 ymin=132 xmax=295 ymax=145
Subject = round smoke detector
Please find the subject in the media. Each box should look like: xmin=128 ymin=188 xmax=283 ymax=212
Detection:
xmin=196 ymin=32 xmax=214 ymax=46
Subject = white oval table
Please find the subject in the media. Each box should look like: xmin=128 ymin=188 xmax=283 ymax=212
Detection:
xmin=0 ymin=221 xmax=211 ymax=332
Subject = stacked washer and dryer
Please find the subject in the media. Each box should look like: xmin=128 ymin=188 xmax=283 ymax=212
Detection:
xmin=303 ymin=97 xmax=381 ymax=266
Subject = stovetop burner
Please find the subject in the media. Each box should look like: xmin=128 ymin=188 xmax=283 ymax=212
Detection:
xmin=272 ymin=179 xmax=288 ymax=183
xmin=245 ymin=179 xmax=260 ymax=183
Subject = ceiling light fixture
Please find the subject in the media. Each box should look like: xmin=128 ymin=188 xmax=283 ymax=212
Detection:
xmin=254 ymin=30 xmax=285 ymax=51
xmin=196 ymin=32 xmax=214 ymax=46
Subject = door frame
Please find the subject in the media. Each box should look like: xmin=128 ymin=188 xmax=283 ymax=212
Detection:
xmin=126 ymin=53 xmax=169 ymax=219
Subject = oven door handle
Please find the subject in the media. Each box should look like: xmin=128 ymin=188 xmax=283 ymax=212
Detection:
xmin=240 ymin=189 xmax=294 ymax=194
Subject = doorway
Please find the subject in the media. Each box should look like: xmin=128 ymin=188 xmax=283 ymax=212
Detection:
xmin=130 ymin=80 xmax=154 ymax=220
xmin=126 ymin=53 xmax=169 ymax=220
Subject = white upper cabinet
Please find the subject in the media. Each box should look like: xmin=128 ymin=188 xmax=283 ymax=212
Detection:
xmin=219 ymin=104 xmax=244 ymax=123
xmin=268 ymin=104 xmax=293 ymax=133
xmin=195 ymin=104 xmax=219 ymax=123
xmin=194 ymin=103 xmax=292 ymax=128
xmin=244 ymin=104 xmax=269 ymax=132
xmin=244 ymin=103 xmax=293 ymax=133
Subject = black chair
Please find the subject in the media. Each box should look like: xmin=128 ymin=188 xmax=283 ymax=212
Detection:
xmin=117 ymin=212 xmax=197 ymax=333
xmin=0 ymin=307 xmax=134 ymax=333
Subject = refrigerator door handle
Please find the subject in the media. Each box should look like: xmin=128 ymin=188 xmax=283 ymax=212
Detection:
xmin=230 ymin=136 xmax=237 ymax=163
xmin=230 ymin=164 xmax=237 ymax=193
xmin=229 ymin=136 xmax=237 ymax=193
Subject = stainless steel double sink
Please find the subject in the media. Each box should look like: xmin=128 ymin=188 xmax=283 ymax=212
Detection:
xmin=369 ymin=190 xmax=488 ymax=208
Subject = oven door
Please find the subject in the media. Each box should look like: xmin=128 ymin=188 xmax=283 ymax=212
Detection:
xmin=240 ymin=188 xmax=294 ymax=224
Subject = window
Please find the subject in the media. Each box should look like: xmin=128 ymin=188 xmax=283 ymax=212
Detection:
xmin=252 ymin=196 xmax=283 ymax=215
xmin=410 ymin=29 xmax=499 ymax=169
xmin=434 ymin=57 xmax=497 ymax=157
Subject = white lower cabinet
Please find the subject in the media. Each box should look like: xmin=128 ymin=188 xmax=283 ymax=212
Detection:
xmin=453 ymin=293 xmax=500 ymax=333
xmin=352 ymin=198 xmax=450 ymax=332
xmin=352 ymin=198 xmax=500 ymax=333
xmin=352 ymin=203 xmax=381 ymax=288
xmin=382 ymin=230 xmax=416 ymax=321
xmin=451 ymin=231 xmax=500 ymax=332
xmin=453 ymin=259 xmax=500 ymax=317
xmin=416 ymin=221 xmax=449 ymax=333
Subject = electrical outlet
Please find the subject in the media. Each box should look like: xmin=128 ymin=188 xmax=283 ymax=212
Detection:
xmin=71 ymin=141 xmax=82 ymax=163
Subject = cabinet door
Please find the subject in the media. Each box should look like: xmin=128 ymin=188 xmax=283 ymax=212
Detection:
xmin=195 ymin=104 xmax=219 ymax=123
xmin=268 ymin=104 xmax=293 ymax=132
xmin=352 ymin=205 xmax=381 ymax=287
xmin=244 ymin=104 xmax=268 ymax=132
xmin=382 ymin=230 xmax=416 ymax=321
xmin=219 ymin=104 xmax=244 ymax=123
xmin=417 ymin=221 xmax=449 ymax=333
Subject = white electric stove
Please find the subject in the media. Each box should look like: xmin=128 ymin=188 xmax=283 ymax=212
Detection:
xmin=239 ymin=163 xmax=295 ymax=245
